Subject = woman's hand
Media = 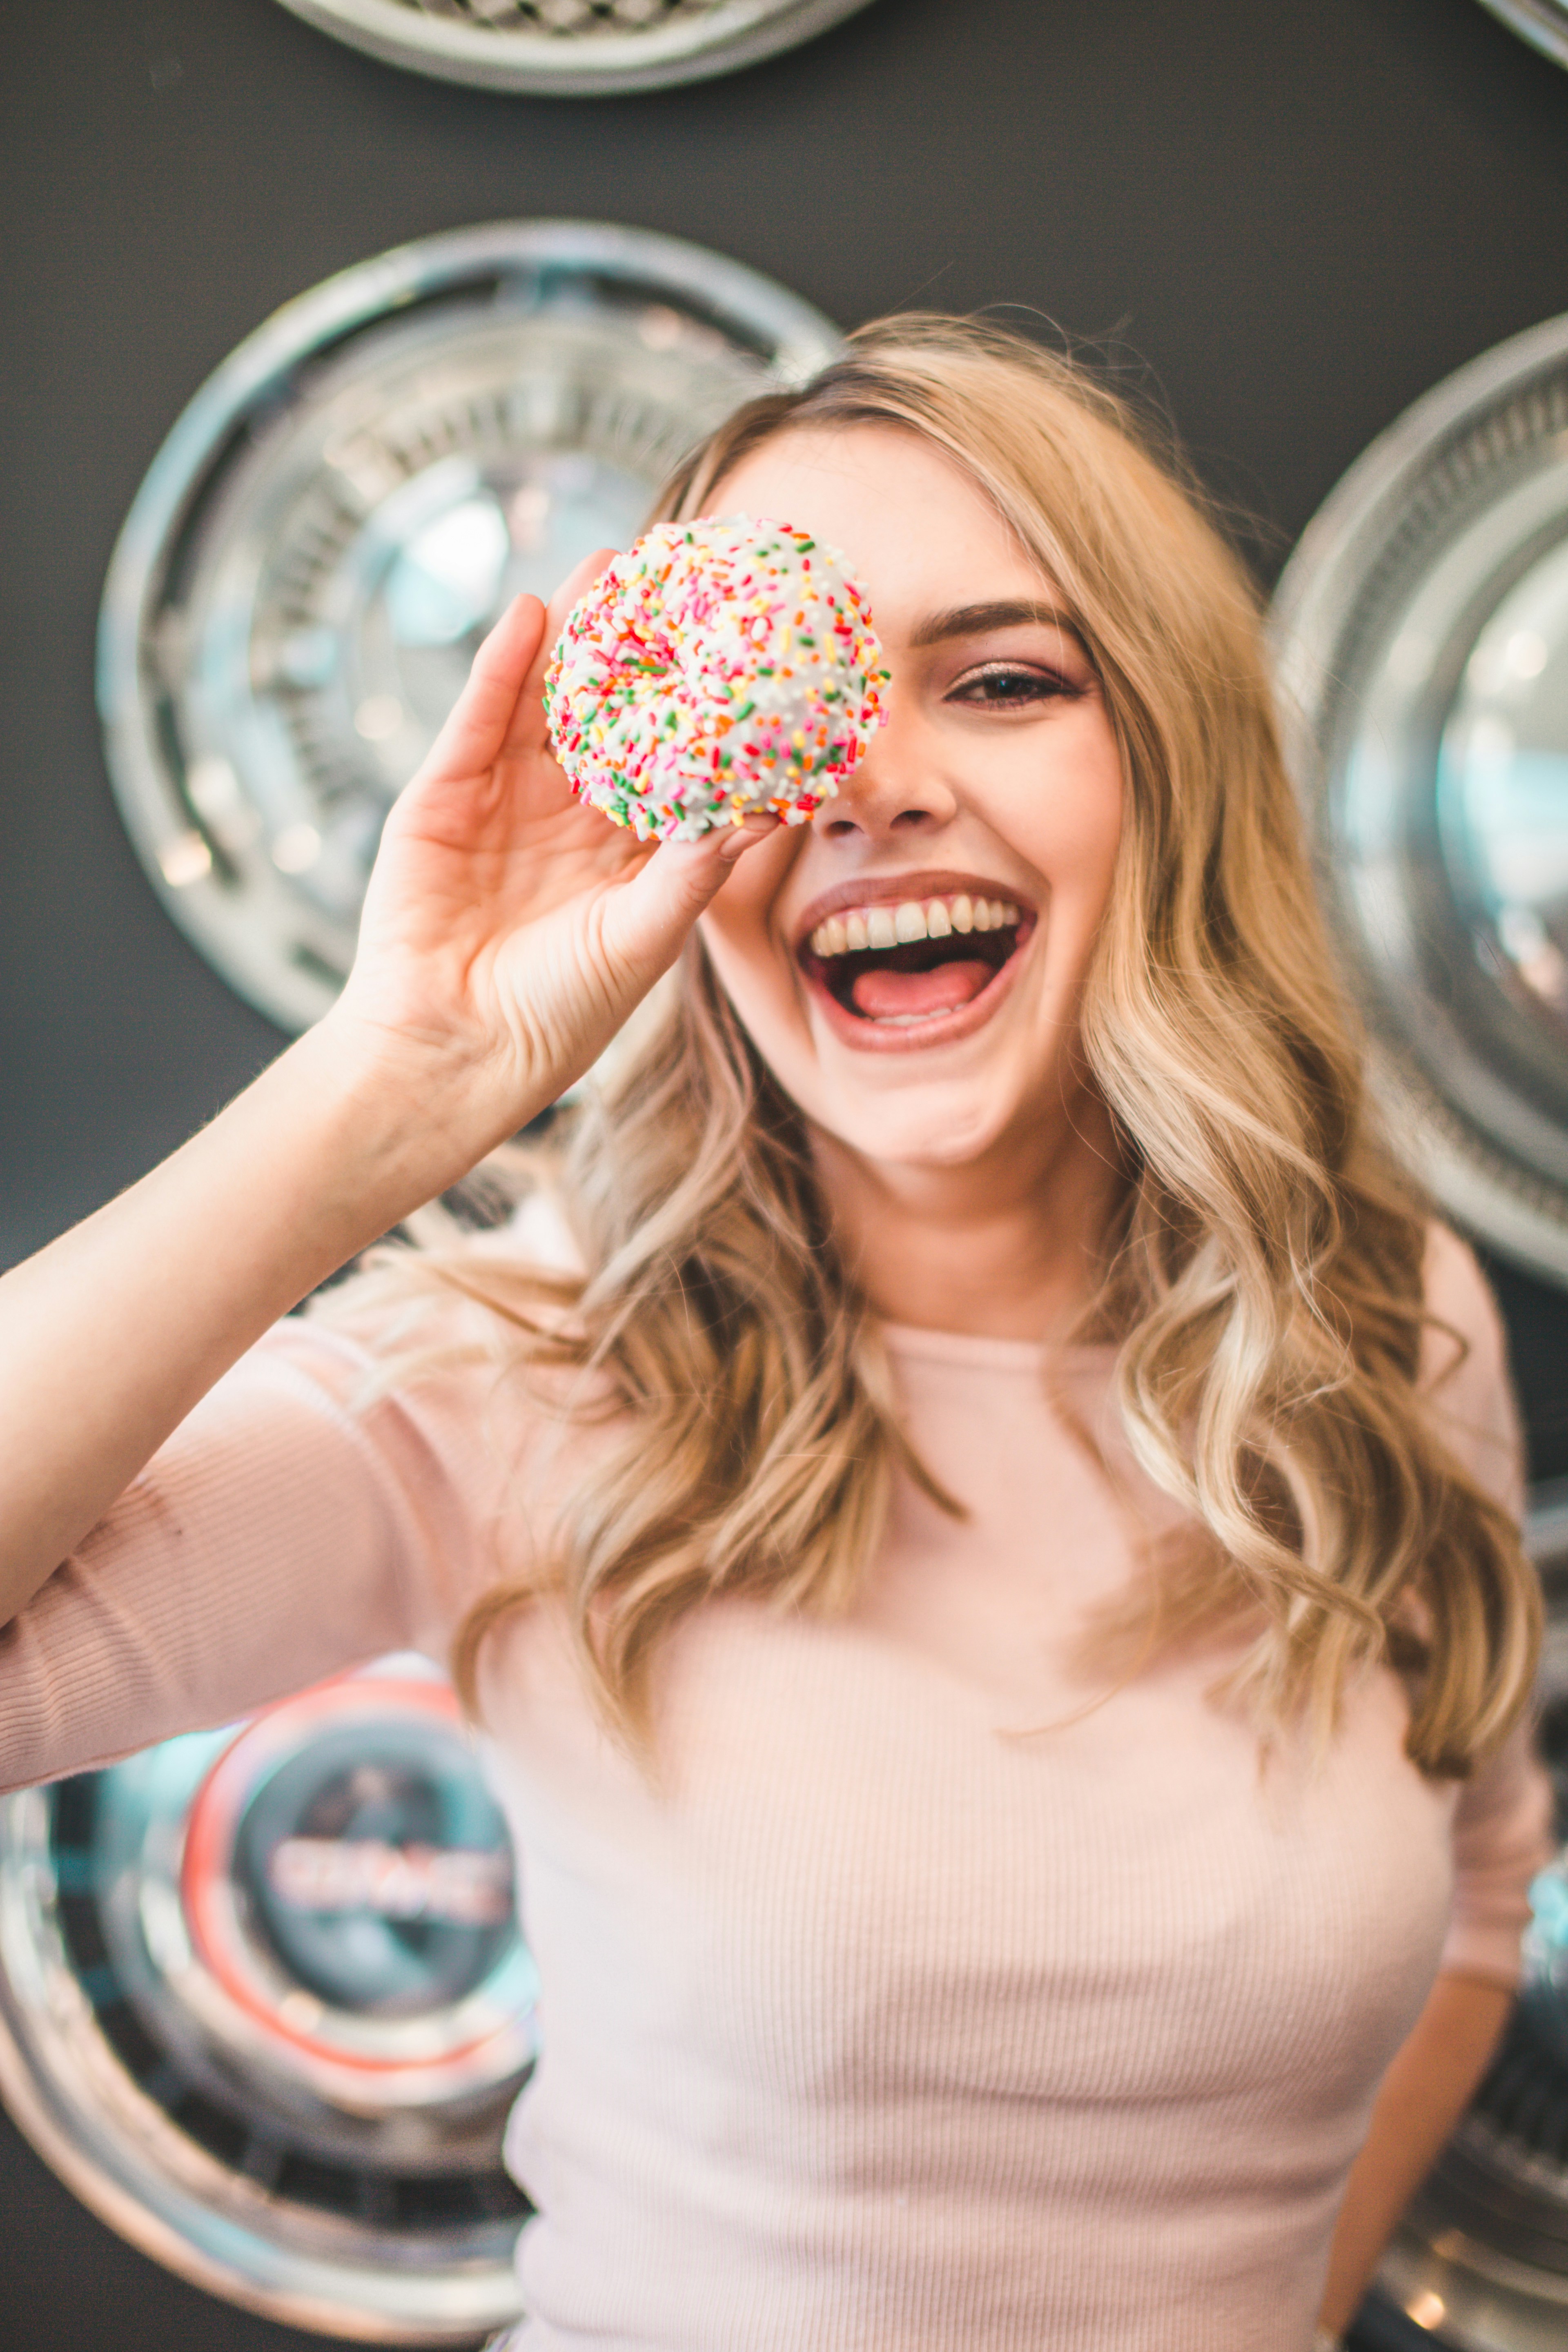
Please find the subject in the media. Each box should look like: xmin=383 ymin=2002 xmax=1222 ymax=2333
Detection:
xmin=323 ymin=555 xmax=776 ymax=1179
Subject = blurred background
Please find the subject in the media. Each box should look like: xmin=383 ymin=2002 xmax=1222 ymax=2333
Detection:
xmin=4 ymin=1 xmax=1568 ymax=2345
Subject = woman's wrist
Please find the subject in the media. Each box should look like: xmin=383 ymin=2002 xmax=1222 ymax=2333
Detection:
xmin=284 ymin=1011 xmax=543 ymax=1241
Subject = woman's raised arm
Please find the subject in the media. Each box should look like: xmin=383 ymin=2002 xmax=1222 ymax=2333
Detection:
xmin=0 ymin=562 xmax=774 ymax=1629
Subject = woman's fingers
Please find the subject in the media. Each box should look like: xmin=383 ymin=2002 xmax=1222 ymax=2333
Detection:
xmin=543 ymin=545 xmax=620 ymax=652
xmin=428 ymin=548 xmax=617 ymax=776
xmin=499 ymin=546 xmax=621 ymax=758
xmin=595 ymin=815 xmax=783 ymax=987
xmin=419 ymin=591 xmax=549 ymax=781
xmin=415 ymin=548 xmax=619 ymax=785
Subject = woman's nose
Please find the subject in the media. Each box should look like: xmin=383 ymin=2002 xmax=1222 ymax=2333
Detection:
xmin=817 ymin=708 xmax=957 ymax=844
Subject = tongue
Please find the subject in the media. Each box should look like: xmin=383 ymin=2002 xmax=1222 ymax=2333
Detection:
xmin=851 ymin=960 xmax=992 ymax=1020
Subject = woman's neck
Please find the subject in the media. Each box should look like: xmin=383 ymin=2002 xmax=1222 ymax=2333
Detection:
xmin=811 ymin=1091 xmax=1126 ymax=1343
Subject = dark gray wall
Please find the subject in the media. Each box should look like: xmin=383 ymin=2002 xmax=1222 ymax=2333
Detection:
xmin=3 ymin=1 xmax=1568 ymax=2343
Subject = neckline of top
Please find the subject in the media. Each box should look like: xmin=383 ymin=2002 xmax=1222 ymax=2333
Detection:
xmin=875 ymin=1320 xmax=1119 ymax=1372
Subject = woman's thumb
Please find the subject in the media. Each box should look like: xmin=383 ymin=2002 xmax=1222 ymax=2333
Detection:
xmin=606 ymin=814 xmax=782 ymax=968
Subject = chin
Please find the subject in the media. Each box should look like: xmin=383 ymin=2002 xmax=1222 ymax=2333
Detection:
xmin=792 ymin=1050 xmax=1040 ymax=1170
xmin=830 ymin=1114 xmax=1011 ymax=1170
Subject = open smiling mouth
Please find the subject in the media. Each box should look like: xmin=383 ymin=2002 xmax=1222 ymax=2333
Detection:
xmin=798 ymin=890 xmax=1034 ymax=1037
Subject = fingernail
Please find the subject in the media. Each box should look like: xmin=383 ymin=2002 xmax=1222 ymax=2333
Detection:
xmin=717 ymin=815 xmax=782 ymax=862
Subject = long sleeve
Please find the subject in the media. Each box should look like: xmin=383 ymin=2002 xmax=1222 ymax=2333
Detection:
xmin=0 ymin=1308 xmax=512 ymax=1794
xmin=1421 ymin=1223 xmax=1556 ymax=1986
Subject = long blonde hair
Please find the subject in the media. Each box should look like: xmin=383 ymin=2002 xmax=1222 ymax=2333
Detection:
xmin=353 ymin=315 xmax=1539 ymax=1776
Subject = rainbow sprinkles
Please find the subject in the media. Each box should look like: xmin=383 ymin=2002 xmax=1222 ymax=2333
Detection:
xmin=543 ymin=517 xmax=891 ymax=843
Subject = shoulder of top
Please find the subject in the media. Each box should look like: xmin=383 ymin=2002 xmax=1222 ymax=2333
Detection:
xmin=1422 ymin=1218 xmax=1501 ymax=1335
xmin=298 ymin=1263 xmax=554 ymax=1368
xmin=1419 ymin=1218 xmax=1512 ymax=1395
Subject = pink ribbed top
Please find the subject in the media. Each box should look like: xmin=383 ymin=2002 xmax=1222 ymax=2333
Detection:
xmin=0 ymin=1221 xmax=1551 ymax=2352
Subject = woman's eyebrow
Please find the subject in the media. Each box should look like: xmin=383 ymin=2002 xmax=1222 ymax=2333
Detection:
xmin=908 ymin=599 xmax=1080 ymax=646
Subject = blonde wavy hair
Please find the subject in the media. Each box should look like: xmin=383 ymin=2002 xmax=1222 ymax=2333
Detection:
xmin=349 ymin=314 xmax=1540 ymax=1777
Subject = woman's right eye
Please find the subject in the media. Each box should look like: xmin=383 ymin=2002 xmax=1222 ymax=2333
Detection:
xmin=948 ymin=662 xmax=1074 ymax=708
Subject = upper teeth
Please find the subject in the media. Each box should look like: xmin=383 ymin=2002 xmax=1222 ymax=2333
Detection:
xmin=809 ymin=895 xmax=1022 ymax=958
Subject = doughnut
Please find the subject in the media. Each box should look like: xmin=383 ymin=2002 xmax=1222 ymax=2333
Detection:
xmin=542 ymin=517 xmax=890 ymax=843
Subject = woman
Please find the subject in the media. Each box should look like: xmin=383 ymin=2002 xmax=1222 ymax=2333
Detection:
xmin=0 ymin=318 xmax=1551 ymax=2351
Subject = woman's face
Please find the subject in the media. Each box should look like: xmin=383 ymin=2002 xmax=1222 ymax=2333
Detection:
xmin=698 ymin=423 xmax=1125 ymax=1173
